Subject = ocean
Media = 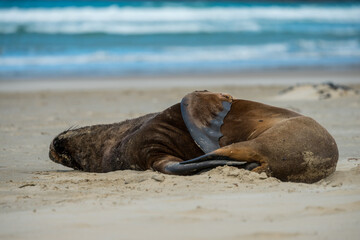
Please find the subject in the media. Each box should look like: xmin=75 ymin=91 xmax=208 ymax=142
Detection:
xmin=1 ymin=1 xmax=360 ymax=78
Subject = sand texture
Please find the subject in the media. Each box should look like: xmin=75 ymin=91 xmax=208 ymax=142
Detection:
xmin=1 ymin=74 xmax=360 ymax=240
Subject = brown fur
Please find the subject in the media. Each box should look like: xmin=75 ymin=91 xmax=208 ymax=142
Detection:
xmin=216 ymin=100 xmax=338 ymax=183
xmin=49 ymin=91 xmax=338 ymax=183
xmin=50 ymin=105 xmax=204 ymax=172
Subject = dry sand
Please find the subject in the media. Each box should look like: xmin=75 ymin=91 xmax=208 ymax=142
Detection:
xmin=0 ymin=71 xmax=360 ymax=240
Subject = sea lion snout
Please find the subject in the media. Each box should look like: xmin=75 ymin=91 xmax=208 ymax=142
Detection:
xmin=51 ymin=136 xmax=66 ymax=155
xmin=49 ymin=132 xmax=83 ymax=170
xmin=49 ymin=135 xmax=69 ymax=165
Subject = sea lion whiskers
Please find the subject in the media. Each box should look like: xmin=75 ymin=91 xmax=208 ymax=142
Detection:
xmin=66 ymin=125 xmax=80 ymax=132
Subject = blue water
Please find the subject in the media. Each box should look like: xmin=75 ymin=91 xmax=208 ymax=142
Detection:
xmin=1 ymin=1 xmax=360 ymax=78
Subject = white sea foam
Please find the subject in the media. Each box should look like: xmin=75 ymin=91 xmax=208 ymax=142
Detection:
xmin=1 ymin=41 xmax=359 ymax=67
xmin=1 ymin=21 xmax=260 ymax=34
xmin=0 ymin=5 xmax=359 ymax=34
xmin=1 ymin=6 xmax=360 ymax=22
xmin=0 ymin=44 xmax=287 ymax=66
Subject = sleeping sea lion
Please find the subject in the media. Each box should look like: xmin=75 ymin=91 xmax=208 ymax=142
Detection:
xmin=49 ymin=90 xmax=338 ymax=183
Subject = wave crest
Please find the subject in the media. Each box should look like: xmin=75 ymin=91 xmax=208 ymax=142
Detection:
xmin=1 ymin=41 xmax=359 ymax=67
xmin=1 ymin=5 xmax=360 ymax=22
xmin=0 ymin=5 xmax=359 ymax=34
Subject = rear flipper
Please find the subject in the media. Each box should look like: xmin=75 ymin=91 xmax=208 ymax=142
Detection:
xmin=165 ymin=160 xmax=259 ymax=175
xmin=178 ymin=141 xmax=268 ymax=174
xmin=152 ymin=152 xmax=260 ymax=175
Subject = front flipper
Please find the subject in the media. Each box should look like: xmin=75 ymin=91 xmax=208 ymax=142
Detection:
xmin=181 ymin=90 xmax=233 ymax=153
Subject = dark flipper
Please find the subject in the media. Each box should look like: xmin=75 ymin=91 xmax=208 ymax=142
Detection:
xmin=180 ymin=153 xmax=232 ymax=165
xmin=165 ymin=160 xmax=259 ymax=175
xmin=181 ymin=91 xmax=233 ymax=153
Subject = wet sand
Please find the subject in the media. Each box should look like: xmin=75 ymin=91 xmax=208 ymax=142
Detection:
xmin=0 ymin=71 xmax=360 ymax=240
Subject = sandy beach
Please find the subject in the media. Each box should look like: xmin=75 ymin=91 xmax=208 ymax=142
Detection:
xmin=1 ymin=70 xmax=360 ymax=240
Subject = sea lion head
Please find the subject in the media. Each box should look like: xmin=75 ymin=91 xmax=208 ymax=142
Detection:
xmin=49 ymin=129 xmax=85 ymax=171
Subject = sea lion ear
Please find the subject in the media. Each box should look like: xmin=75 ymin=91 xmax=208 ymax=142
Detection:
xmin=181 ymin=91 xmax=233 ymax=153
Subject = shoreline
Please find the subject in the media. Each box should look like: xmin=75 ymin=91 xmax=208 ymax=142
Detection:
xmin=1 ymin=68 xmax=359 ymax=93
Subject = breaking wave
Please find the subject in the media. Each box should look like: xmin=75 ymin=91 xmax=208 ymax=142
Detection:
xmin=1 ymin=5 xmax=360 ymax=34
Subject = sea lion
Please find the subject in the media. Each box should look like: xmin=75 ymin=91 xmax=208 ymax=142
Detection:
xmin=49 ymin=90 xmax=338 ymax=183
